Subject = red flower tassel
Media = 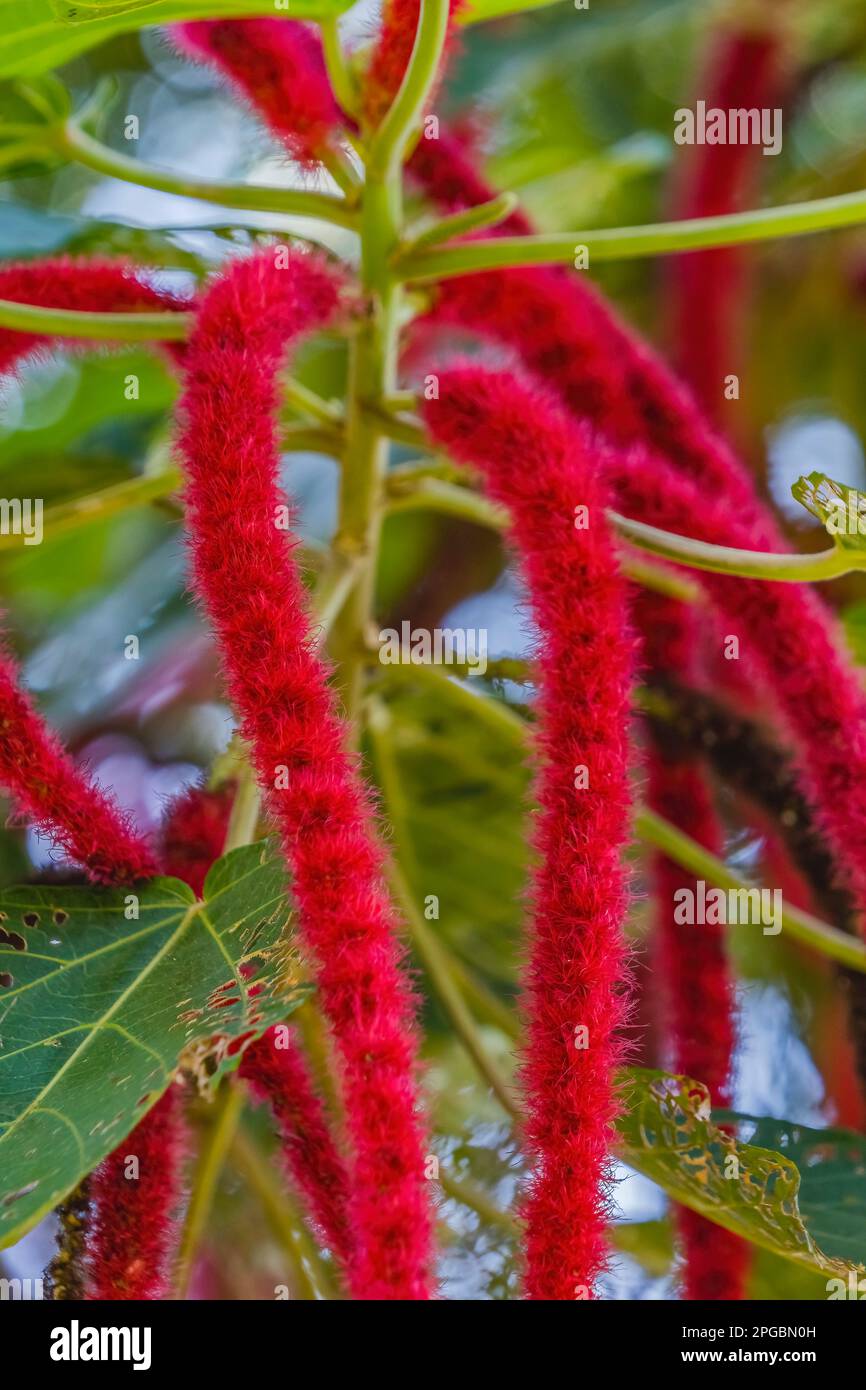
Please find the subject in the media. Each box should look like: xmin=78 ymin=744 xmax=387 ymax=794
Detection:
xmin=86 ymin=1087 xmax=187 ymax=1300
xmin=171 ymin=19 xmax=339 ymax=165
xmin=174 ymin=249 xmax=433 ymax=1300
xmin=423 ymin=364 xmax=635 ymax=1299
xmin=667 ymin=25 xmax=784 ymax=421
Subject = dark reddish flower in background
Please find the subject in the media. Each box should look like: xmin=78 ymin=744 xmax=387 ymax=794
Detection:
xmin=175 ymin=249 xmax=433 ymax=1301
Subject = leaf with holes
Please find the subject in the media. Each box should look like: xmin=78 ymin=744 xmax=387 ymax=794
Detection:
xmin=0 ymin=838 xmax=305 ymax=1249
xmin=618 ymin=1069 xmax=864 ymax=1279
xmin=792 ymin=471 xmax=866 ymax=553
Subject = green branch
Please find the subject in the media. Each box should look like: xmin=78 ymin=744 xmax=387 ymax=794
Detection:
xmin=636 ymin=808 xmax=866 ymax=974
xmin=61 ymin=121 xmax=357 ymax=229
xmin=0 ymin=296 xmax=189 ymax=341
xmin=365 ymin=0 xmax=452 ymax=179
xmin=610 ymin=512 xmax=851 ymax=582
xmin=396 ymin=186 xmax=866 ymax=281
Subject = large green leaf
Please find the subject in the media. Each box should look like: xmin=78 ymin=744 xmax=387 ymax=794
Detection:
xmin=619 ymin=1069 xmax=864 ymax=1280
xmin=0 ymin=1 xmax=354 ymax=78
xmin=718 ymin=1112 xmax=866 ymax=1273
xmin=0 ymin=839 xmax=304 ymax=1249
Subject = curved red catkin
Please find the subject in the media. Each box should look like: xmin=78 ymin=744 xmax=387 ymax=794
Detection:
xmin=423 ymin=364 xmax=635 ymax=1300
xmin=171 ymin=19 xmax=339 ymax=166
xmin=362 ymin=0 xmax=465 ymax=128
xmin=158 ymin=784 xmax=354 ymax=1266
xmin=0 ymin=256 xmax=189 ymax=376
xmin=174 ymin=249 xmax=432 ymax=1301
xmin=667 ymin=25 xmax=784 ymax=421
xmin=612 ymin=448 xmax=866 ymax=930
xmin=636 ymin=590 xmax=748 ymax=1300
xmin=239 ymin=1032 xmax=354 ymax=1265
xmin=0 ymin=258 xmax=188 ymax=883
xmin=0 ymin=260 xmax=198 ymax=1298
xmin=87 ymin=1086 xmax=187 ymax=1301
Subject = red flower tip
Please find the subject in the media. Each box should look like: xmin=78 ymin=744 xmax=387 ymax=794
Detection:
xmin=172 ymin=19 xmax=339 ymax=165
xmin=424 ymin=364 xmax=636 ymax=1300
xmin=175 ymin=248 xmax=432 ymax=1300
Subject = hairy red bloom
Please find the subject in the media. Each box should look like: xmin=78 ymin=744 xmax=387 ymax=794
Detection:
xmin=239 ymin=1030 xmax=353 ymax=1264
xmin=87 ymin=1086 xmax=187 ymax=1301
xmin=174 ymin=249 xmax=432 ymax=1300
xmin=0 ymin=257 xmax=188 ymax=376
xmin=158 ymin=782 xmax=234 ymax=896
xmin=0 ymin=260 xmax=197 ymax=1298
xmin=423 ymin=365 xmax=635 ymax=1300
xmin=0 ymin=648 xmax=157 ymax=883
xmin=0 ymin=259 xmax=186 ymax=883
xmin=612 ymin=449 xmax=866 ymax=932
xmin=363 ymin=0 xmax=465 ymax=128
xmin=637 ymin=594 xmax=748 ymax=1301
xmin=667 ymin=27 xmax=784 ymax=420
xmin=172 ymin=19 xmax=339 ymax=165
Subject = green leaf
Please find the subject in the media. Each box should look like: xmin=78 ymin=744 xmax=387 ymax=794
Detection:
xmin=618 ymin=1069 xmax=863 ymax=1281
xmin=716 ymin=1111 xmax=866 ymax=1273
xmin=0 ymin=838 xmax=305 ymax=1249
xmin=458 ymin=0 xmax=566 ymax=26
xmin=0 ymin=1 xmax=355 ymax=78
xmin=792 ymin=471 xmax=866 ymax=553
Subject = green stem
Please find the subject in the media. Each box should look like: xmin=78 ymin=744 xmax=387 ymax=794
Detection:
xmin=365 ymin=0 xmax=452 ymax=180
xmin=439 ymin=1167 xmax=518 ymax=1236
xmin=0 ymin=468 xmax=181 ymax=552
xmin=319 ymin=17 xmax=360 ymax=119
xmin=385 ymin=477 xmax=703 ymax=602
xmin=174 ymin=1082 xmax=244 ymax=1298
xmin=399 ymin=192 xmax=519 ymax=255
xmin=611 ymin=511 xmax=850 ymax=582
xmin=367 ymin=699 xmax=517 ymax=1115
xmin=222 ymin=761 xmax=261 ymax=855
xmin=61 ymin=121 xmax=357 ymax=229
xmin=283 ymin=378 xmax=344 ymax=428
xmin=0 ymin=296 xmax=189 ymax=341
xmin=396 ymin=185 xmax=866 ymax=281
xmin=230 ymin=1127 xmax=334 ymax=1301
xmin=636 ymin=808 xmax=866 ymax=973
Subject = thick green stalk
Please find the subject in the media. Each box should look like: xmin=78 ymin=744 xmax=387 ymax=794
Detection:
xmin=174 ymin=1083 xmax=244 ymax=1298
xmin=396 ymin=185 xmax=866 ymax=281
xmin=61 ymin=122 xmax=357 ymax=229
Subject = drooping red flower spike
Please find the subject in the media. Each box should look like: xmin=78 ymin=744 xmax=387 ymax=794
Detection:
xmin=158 ymin=782 xmax=355 ymax=1271
xmin=611 ymin=447 xmax=866 ymax=932
xmin=239 ymin=1031 xmax=354 ymax=1266
xmin=174 ymin=249 xmax=432 ymax=1301
xmin=362 ymin=0 xmax=465 ymax=128
xmin=667 ymin=25 xmax=785 ymax=421
xmin=0 ymin=257 xmax=189 ymax=376
xmin=634 ymin=590 xmax=748 ymax=1300
xmin=171 ymin=19 xmax=340 ymax=166
xmin=423 ymin=363 xmax=635 ymax=1300
xmin=87 ymin=1086 xmax=187 ymax=1301
xmin=0 ymin=258 xmax=189 ymax=884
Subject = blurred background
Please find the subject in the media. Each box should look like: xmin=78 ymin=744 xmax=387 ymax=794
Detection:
xmin=3 ymin=0 xmax=866 ymax=1298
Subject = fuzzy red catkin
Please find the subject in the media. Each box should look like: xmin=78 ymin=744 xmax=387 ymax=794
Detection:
xmin=612 ymin=448 xmax=866 ymax=930
xmin=171 ymin=19 xmax=339 ymax=166
xmin=0 ymin=258 xmax=188 ymax=883
xmin=158 ymin=784 xmax=354 ymax=1266
xmin=362 ymin=0 xmax=465 ymax=128
xmin=0 ymin=260 xmax=198 ymax=1298
xmin=174 ymin=249 xmax=432 ymax=1301
xmin=636 ymin=590 xmax=748 ymax=1300
xmin=667 ymin=27 xmax=783 ymax=421
xmin=423 ymin=364 xmax=635 ymax=1300
xmin=87 ymin=1086 xmax=187 ymax=1301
